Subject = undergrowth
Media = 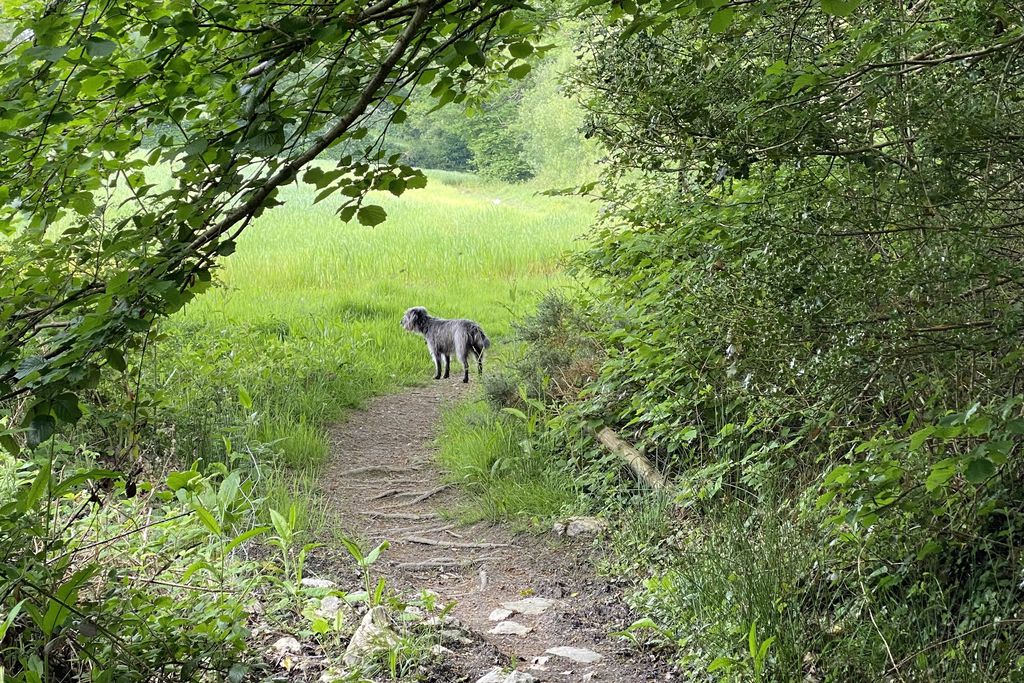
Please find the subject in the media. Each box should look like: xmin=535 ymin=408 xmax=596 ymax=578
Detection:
xmin=435 ymin=399 xmax=578 ymax=526
xmin=447 ymin=290 xmax=1024 ymax=681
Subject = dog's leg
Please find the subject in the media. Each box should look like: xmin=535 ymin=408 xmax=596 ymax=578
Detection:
xmin=430 ymin=346 xmax=442 ymax=380
xmin=457 ymin=346 xmax=469 ymax=383
xmin=443 ymin=354 xmax=450 ymax=379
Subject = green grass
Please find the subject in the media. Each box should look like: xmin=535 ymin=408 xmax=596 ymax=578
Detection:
xmin=156 ymin=168 xmax=591 ymax=519
xmin=434 ymin=400 xmax=579 ymax=526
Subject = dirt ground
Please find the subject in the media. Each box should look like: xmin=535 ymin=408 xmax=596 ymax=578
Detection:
xmin=315 ymin=382 xmax=674 ymax=682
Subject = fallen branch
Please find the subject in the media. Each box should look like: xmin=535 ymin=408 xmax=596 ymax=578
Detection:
xmin=596 ymin=427 xmax=668 ymax=490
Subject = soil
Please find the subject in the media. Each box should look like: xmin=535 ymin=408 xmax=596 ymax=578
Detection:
xmin=315 ymin=381 xmax=674 ymax=683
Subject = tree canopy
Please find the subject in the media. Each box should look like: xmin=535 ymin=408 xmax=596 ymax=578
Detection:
xmin=0 ymin=0 xmax=543 ymax=447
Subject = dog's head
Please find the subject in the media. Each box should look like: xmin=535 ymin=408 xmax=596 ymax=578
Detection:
xmin=401 ymin=306 xmax=429 ymax=333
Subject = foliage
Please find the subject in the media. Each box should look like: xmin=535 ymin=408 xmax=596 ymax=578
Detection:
xmin=470 ymin=0 xmax=1024 ymax=680
xmin=435 ymin=398 xmax=578 ymax=525
xmin=377 ymin=33 xmax=598 ymax=186
xmin=0 ymin=455 xmax=265 ymax=681
xmin=0 ymin=0 xmax=547 ymax=445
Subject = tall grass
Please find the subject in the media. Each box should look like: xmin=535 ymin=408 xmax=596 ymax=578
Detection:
xmin=434 ymin=400 xmax=579 ymax=525
xmin=154 ymin=168 xmax=592 ymax=519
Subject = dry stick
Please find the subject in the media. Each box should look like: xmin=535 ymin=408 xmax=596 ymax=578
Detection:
xmin=596 ymin=427 xmax=668 ymax=490
xmin=397 ymin=555 xmax=500 ymax=570
xmin=402 ymin=535 xmax=510 ymax=549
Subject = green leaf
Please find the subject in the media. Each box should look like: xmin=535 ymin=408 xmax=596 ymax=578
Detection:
xmin=104 ymin=348 xmax=127 ymax=372
xmin=53 ymin=469 xmax=121 ymax=496
xmin=270 ymin=508 xmax=292 ymax=540
xmin=166 ymin=470 xmax=201 ymax=492
xmin=502 ymin=407 xmax=528 ymax=421
xmin=964 ymin=457 xmax=995 ymax=484
xmin=19 ymin=461 xmax=50 ymax=513
xmin=791 ymin=73 xmax=818 ymax=95
xmin=709 ymin=8 xmax=734 ymax=33
xmin=708 ymin=656 xmax=735 ymax=672
xmin=821 ymin=0 xmax=861 ymax=17
xmin=225 ymin=526 xmax=270 ymax=553
xmin=364 ymin=540 xmax=389 ymax=566
xmin=27 ymin=414 xmax=55 ymax=448
xmin=916 ymin=539 xmax=942 ymax=561
xmin=509 ymin=42 xmax=534 ymax=58
xmin=238 ymin=386 xmax=253 ymax=411
xmin=0 ymin=600 xmax=26 ymax=642
xmin=41 ymin=565 xmax=97 ymax=636
xmin=908 ymin=426 xmax=934 ymax=451
xmin=508 ymin=64 xmax=532 ymax=80
xmin=0 ymin=433 xmax=20 ymax=456
xmin=192 ymin=503 xmax=222 ymax=535
xmin=357 ymin=205 xmax=387 ymax=227
xmin=51 ymin=393 xmax=82 ymax=423
xmin=925 ymin=458 xmax=957 ymax=491
xmin=85 ymin=38 xmax=117 ymax=59
xmin=79 ymin=74 xmax=107 ymax=97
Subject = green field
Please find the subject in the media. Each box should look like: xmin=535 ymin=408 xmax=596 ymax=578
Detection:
xmin=156 ymin=169 xmax=591 ymax=512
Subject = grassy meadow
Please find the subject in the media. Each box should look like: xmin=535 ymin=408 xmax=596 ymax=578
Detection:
xmin=155 ymin=168 xmax=592 ymax=521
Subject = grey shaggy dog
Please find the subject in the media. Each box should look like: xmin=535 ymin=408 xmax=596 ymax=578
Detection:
xmin=401 ymin=306 xmax=490 ymax=383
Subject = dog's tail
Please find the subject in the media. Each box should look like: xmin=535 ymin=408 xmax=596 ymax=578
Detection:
xmin=470 ymin=324 xmax=491 ymax=351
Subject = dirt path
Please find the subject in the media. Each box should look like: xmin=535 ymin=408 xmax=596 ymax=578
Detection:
xmin=318 ymin=382 xmax=669 ymax=682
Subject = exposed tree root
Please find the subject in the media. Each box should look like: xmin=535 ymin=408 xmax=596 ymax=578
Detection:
xmin=389 ymin=485 xmax=450 ymax=508
xmin=336 ymin=465 xmax=421 ymax=477
xmin=402 ymin=535 xmax=510 ymax=549
xmin=396 ymin=555 xmax=501 ymax=570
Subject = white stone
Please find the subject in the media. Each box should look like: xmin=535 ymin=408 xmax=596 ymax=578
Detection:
xmin=474 ymin=669 xmax=537 ymax=683
xmin=320 ymin=668 xmax=349 ymax=683
xmin=565 ymin=517 xmax=608 ymax=537
xmin=475 ymin=668 xmax=506 ymax=683
xmin=529 ymin=655 xmax=550 ymax=670
xmin=317 ymin=595 xmax=343 ymax=619
xmin=501 ymin=597 xmax=556 ymax=615
xmin=489 ymin=607 xmax=514 ymax=621
xmin=270 ymin=636 xmax=301 ymax=658
xmin=545 ymin=646 xmax=604 ymax=664
xmin=504 ymin=673 xmax=538 ymax=683
xmin=343 ymin=606 xmax=396 ymax=666
xmin=301 ymin=578 xmax=336 ymax=589
xmin=488 ymin=620 xmax=533 ymax=636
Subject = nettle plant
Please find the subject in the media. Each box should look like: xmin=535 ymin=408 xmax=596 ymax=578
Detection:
xmin=0 ymin=0 xmax=548 ymax=450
